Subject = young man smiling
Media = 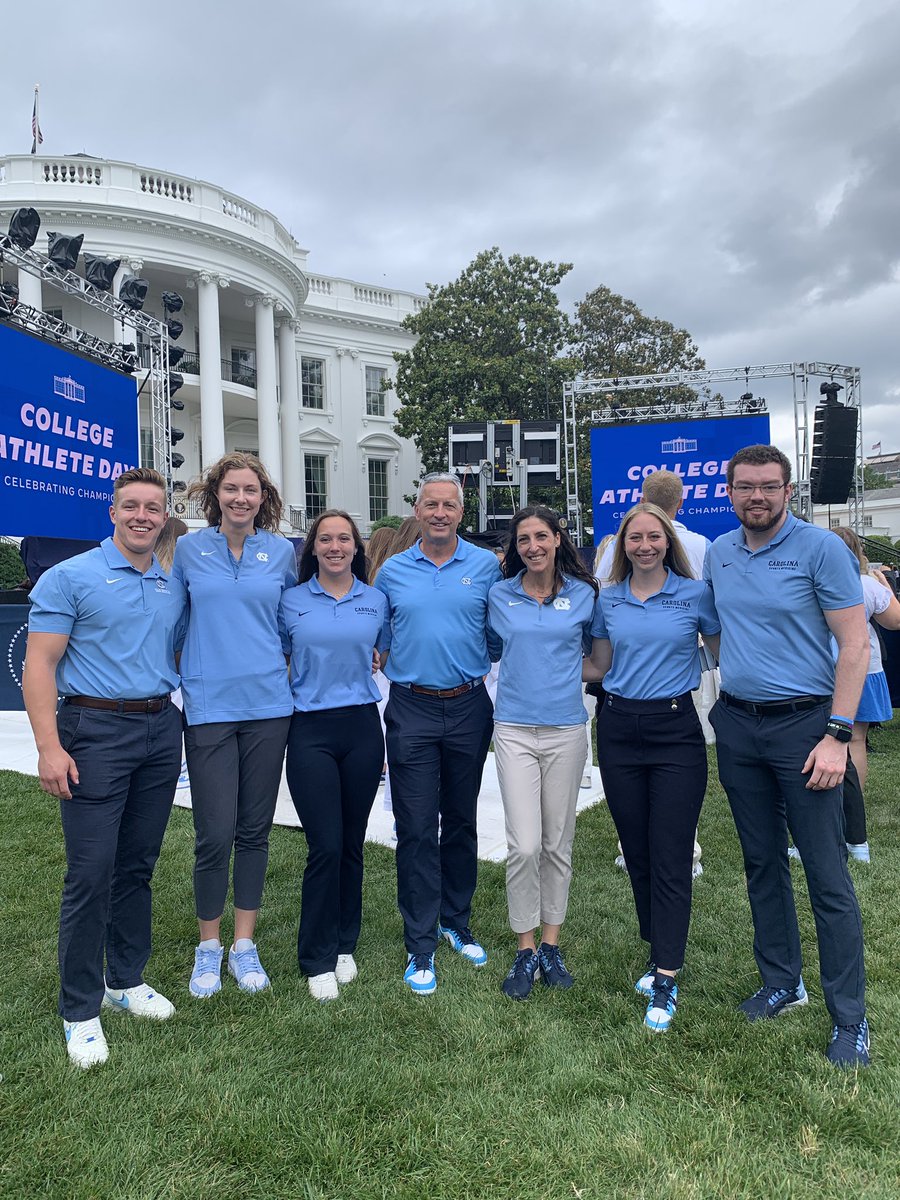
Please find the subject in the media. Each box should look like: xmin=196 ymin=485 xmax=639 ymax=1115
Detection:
xmin=24 ymin=467 xmax=186 ymax=1069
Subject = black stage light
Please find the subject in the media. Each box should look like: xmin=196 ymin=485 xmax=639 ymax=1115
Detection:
xmin=84 ymin=254 xmax=121 ymax=292
xmin=47 ymin=232 xmax=84 ymax=272
xmin=161 ymin=290 xmax=184 ymax=313
xmin=172 ymin=480 xmax=187 ymax=493
xmin=168 ymin=372 xmax=184 ymax=397
xmin=171 ymin=452 xmax=185 ymax=469
xmin=171 ymin=427 xmax=185 ymax=444
xmin=119 ymin=276 xmax=149 ymax=310
xmin=170 ymin=398 xmax=185 ymax=411
xmin=168 ymin=345 xmax=185 ymax=367
xmin=166 ymin=319 xmax=183 ymax=341
xmin=820 ymin=380 xmax=844 ymax=405
xmin=7 ymin=208 xmax=41 ymax=250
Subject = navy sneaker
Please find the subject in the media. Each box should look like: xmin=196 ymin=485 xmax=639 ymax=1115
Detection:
xmin=500 ymin=949 xmax=540 ymax=1000
xmin=403 ymin=953 xmax=436 ymax=995
xmin=826 ymin=1018 xmax=870 ymax=1068
xmin=644 ymin=976 xmax=678 ymax=1032
xmin=438 ymin=923 xmax=488 ymax=966
xmin=739 ymin=979 xmax=808 ymax=1021
xmin=538 ymin=943 xmax=574 ymax=989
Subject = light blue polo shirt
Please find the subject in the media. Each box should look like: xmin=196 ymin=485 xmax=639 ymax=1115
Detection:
xmin=27 ymin=537 xmax=185 ymax=698
xmin=172 ymin=525 xmax=297 ymax=724
xmin=279 ymin=576 xmax=388 ymax=712
xmin=591 ymin=571 xmax=720 ymax=700
xmin=374 ymin=537 xmax=502 ymax=688
xmin=489 ymin=573 xmax=596 ymax=725
xmin=704 ymin=512 xmax=863 ymax=702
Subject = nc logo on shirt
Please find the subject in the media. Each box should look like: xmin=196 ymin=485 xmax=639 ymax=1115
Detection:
xmin=461 ymin=577 xmax=472 ymax=586
xmin=553 ymin=597 xmax=571 ymax=611
xmin=155 ymin=579 xmax=168 ymax=592
xmin=256 ymin=552 xmax=269 ymax=562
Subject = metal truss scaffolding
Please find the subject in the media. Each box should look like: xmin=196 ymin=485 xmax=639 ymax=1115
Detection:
xmin=562 ymin=361 xmax=863 ymax=541
xmin=1 ymin=241 xmax=174 ymax=498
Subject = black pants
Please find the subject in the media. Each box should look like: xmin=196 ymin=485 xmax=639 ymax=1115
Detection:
xmin=55 ymin=702 xmax=182 ymax=1021
xmin=842 ymin=752 xmax=866 ymax=845
xmin=384 ymin=682 xmax=494 ymax=954
xmin=597 ymin=693 xmax=707 ymax=971
xmin=285 ymin=704 xmax=383 ymax=976
xmin=710 ymin=698 xmax=865 ymax=1024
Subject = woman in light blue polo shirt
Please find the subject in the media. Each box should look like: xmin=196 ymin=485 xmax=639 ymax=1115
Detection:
xmin=280 ymin=510 xmax=387 ymax=1002
xmin=589 ymin=503 xmax=720 ymax=1034
xmin=172 ymin=452 xmax=297 ymax=999
xmin=488 ymin=505 xmax=599 ymax=1000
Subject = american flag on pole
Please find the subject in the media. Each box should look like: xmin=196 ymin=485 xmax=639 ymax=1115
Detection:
xmin=871 ymin=441 xmax=882 ymax=455
xmin=31 ymin=85 xmax=43 ymax=154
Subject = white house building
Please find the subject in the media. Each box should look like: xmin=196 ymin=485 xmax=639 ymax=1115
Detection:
xmin=0 ymin=153 xmax=425 ymax=532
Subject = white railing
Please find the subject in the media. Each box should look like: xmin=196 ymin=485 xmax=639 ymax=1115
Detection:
xmin=308 ymin=276 xmax=333 ymax=296
xmin=222 ymin=194 xmax=259 ymax=227
xmin=42 ymin=160 xmax=103 ymax=186
xmin=353 ymin=286 xmax=393 ymax=306
xmin=140 ymin=172 xmax=193 ymax=202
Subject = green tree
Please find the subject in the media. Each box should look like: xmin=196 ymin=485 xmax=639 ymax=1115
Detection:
xmin=392 ymin=248 xmax=573 ymax=478
xmin=862 ymin=465 xmax=890 ymax=490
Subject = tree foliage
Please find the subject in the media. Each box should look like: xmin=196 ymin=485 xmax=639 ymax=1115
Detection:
xmin=862 ymin=465 xmax=890 ymax=490
xmin=392 ymin=248 xmax=573 ymax=474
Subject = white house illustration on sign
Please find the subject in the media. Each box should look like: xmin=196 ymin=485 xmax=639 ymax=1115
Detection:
xmin=661 ymin=436 xmax=697 ymax=453
xmin=54 ymin=375 xmax=86 ymax=403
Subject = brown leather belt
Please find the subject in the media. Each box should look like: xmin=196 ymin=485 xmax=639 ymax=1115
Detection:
xmin=63 ymin=694 xmax=171 ymax=714
xmin=409 ymin=679 xmax=483 ymax=700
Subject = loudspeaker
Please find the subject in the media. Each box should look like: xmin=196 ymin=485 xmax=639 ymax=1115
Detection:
xmin=809 ymin=404 xmax=858 ymax=504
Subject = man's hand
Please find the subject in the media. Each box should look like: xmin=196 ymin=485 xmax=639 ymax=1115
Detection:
xmin=37 ymin=745 xmax=80 ymax=800
xmin=802 ymin=736 xmax=847 ymax=791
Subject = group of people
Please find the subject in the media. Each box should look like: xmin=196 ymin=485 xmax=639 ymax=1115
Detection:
xmin=23 ymin=444 xmax=878 ymax=1072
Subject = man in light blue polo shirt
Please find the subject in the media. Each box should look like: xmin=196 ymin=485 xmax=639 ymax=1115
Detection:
xmin=705 ymin=444 xmax=871 ymax=1067
xmin=24 ymin=467 xmax=186 ymax=1069
xmin=375 ymin=472 xmax=501 ymax=994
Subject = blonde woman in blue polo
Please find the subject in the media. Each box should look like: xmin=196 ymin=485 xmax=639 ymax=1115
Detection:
xmin=488 ymin=505 xmax=599 ymax=1000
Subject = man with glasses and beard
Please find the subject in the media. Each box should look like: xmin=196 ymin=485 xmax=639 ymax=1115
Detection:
xmin=705 ymin=445 xmax=871 ymax=1067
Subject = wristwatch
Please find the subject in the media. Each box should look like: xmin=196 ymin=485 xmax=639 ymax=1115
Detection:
xmin=825 ymin=720 xmax=853 ymax=743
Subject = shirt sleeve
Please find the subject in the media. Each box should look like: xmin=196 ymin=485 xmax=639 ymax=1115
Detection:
xmin=277 ymin=601 xmax=292 ymax=656
xmin=697 ymin=581 xmax=721 ymax=636
xmin=27 ymin=567 xmax=78 ymax=636
xmin=590 ymin=594 xmax=609 ymax=640
xmin=815 ymin=536 xmax=865 ymax=610
xmin=868 ymin=576 xmax=892 ymax=617
xmin=376 ymin=591 xmax=392 ymax=653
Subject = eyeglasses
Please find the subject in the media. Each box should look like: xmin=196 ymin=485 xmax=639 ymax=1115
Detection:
xmin=731 ymin=482 xmax=788 ymax=497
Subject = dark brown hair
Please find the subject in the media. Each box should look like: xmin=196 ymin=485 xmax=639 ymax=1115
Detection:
xmin=726 ymin=444 xmax=792 ymax=486
xmin=503 ymin=505 xmax=598 ymax=596
xmin=298 ymin=509 xmax=368 ymax=584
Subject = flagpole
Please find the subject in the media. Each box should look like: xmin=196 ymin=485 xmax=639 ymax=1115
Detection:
xmin=31 ymin=84 xmax=41 ymax=154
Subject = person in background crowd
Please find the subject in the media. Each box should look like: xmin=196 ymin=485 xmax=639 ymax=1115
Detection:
xmin=365 ymin=525 xmax=399 ymax=583
xmin=392 ymin=515 xmax=422 ymax=556
xmin=173 ymin=453 xmax=296 ymax=999
xmin=588 ymin=504 xmax=719 ymax=1032
xmin=281 ymin=510 xmax=387 ymax=1001
xmin=831 ymin=527 xmax=900 ymax=861
xmin=374 ymin=473 xmax=501 ymax=995
xmin=23 ymin=468 xmax=185 ymax=1068
xmin=705 ymin=445 xmax=871 ymax=1067
xmin=489 ymin=506 xmax=598 ymax=1000
xmin=153 ymin=516 xmax=189 ymax=573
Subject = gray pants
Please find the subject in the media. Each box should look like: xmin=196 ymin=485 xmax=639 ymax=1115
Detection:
xmin=184 ymin=717 xmax=291 ymax=920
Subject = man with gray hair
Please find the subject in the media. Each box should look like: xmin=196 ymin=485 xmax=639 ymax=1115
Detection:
xmin=374 ymin=473 xmax=501 ymax=994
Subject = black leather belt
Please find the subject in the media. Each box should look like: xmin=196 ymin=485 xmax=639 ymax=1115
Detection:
xmin=720 ymin=691 xmax=829 ymax=718
xmin=64 ymin=694 xmax=171 ymax=714
xmin=409 ymin=679 xmax=483 ymax=699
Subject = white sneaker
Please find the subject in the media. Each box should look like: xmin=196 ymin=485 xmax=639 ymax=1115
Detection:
xmin=335 ymin=954 xmax=358 ymax=984
xmin=614 ymin=854 xmax=628 ymax=873
xmin=102 ymin=982 xmax=175 ymax=1020
xmin=64 ymin=1017 xmax=109 ymax=1069
xmin=308 ymin=972 xmax=339 ymax=1001
xmin=692 ymin=862 xmax=704 ymax=880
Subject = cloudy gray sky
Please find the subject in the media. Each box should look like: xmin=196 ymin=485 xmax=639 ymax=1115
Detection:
xmin=2 ymin=0 xmax=898 ymax=459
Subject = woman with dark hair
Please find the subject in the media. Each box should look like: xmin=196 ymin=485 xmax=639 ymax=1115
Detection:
xmin=280 ymin=510 xmax=387 ymax=1000
xmin=488 ymin=505 xmax=599 ymax=1000
xmin=173 ymin=452 xmax=296 ymax=999
xmin=588 ymin=503 xmax=719 ymax=1032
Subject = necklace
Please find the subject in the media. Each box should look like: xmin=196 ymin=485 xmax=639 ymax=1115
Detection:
xmin=320 ymin=577 xmax=354 ymax=600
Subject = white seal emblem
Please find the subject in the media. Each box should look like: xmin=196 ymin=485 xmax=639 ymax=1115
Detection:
xmin=461 ymin=577 xmax=472 ymax=586
xmin=256 ymin=552 xmax=269 ymax=562
xmin=553 ymin=597 xmax=571 ymax=611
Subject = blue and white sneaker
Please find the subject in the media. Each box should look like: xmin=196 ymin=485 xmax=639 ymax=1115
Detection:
xmin=635 ymin=962 xmax=656 ymax=997
xmin=189 ymin=943 xmax=224 ymax=998
xmin=438 ymin=924 xmax=487 ymax=967
xmin=102 ymin=981 xmax=175 ymax=1020
xmin=228 ymin=941 xmax=271 ymax=993
xmin=739 ymin=979 xmax=808 ymax=1021
xmin=404 ymin=952 xmax=437 ymax=995
xmin=644 ymin=976 xmax=678 ymax=1032
xmin=826 ymin=1018 xmax=870 ymax=1067
xmin=64 ymin=1017 xmax=108 ymax=1069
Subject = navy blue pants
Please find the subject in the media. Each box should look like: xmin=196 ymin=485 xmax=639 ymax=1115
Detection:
xmin=385 ymin=682 xmax=494 ymax=954
xmin=285 ymin=704 xmax=383 ymax=977
xmin=710 ymin=698 xmax=866 ymax=1024
xmin=55 ymin=701 xmax=182 ymax=1021
xmin=597 ymin=693 xmax=706 ymax=971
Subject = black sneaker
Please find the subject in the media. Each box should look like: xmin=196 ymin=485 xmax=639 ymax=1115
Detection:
xmin=500 ymin=949 xmax=540 ymax=1000
xmin=739 ymin=980 xmax=808 ymax=1021
xmin=538 ymin=943 xmax=574 ymax=989
xmin=826 ymin=1018 xmax=870 ymax=1068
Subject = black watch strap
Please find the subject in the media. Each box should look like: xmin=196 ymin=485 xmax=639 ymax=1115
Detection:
xmin=825 ymin=720 xmax=853 ymax=743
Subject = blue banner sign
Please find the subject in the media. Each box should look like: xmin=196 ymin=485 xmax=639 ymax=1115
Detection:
xmin=0 ymin=323 xmax=139 ymax=539
xmin=590 ymin=414 xmax=771 ymax=542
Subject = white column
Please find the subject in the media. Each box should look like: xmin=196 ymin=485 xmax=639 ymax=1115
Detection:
xmin=249 ymin=294 xmax=280 ymax=489
xmin=278 ymin=318 xmax=301 ymax=508
xmin=196 ymin=272 xmax=227 ymax=467
xmin=16 ymin=267 xmax=42 ymax=311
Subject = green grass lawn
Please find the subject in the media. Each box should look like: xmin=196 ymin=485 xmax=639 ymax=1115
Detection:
xmin=2 ymin=721 xmax=899 ymax=1200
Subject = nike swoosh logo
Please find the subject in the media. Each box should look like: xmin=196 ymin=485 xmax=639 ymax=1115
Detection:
xmin=200 ymin=550 xmax=216 ymax=556
xmin=508 ymin=600 xmax=525 ymax=606
xmin=721 ymin=562 xmax=733 ymax=568
xmin=105 ymin=578 xmax=122 ymax=585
